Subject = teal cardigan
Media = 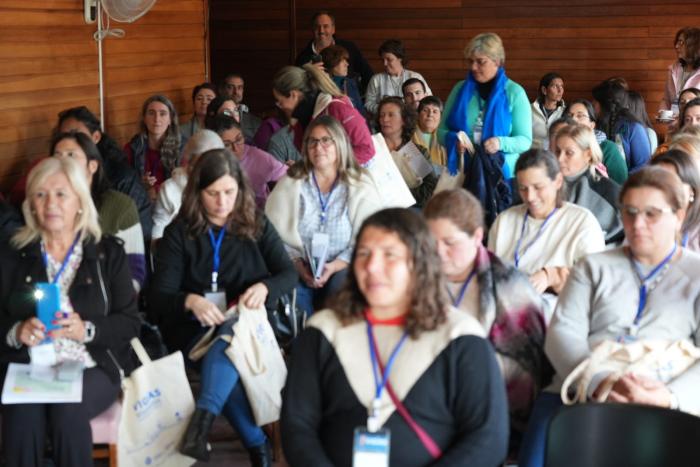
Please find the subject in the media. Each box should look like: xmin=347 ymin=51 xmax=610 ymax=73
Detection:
xmin=438 ymin=78 xmax=532 ymax=179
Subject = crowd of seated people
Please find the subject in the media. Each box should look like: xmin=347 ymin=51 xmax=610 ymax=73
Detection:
xmin=2 ymin=14 xmax=700 ymax=467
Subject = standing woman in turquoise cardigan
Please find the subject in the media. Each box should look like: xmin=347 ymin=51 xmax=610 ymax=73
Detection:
xmin=439 ymin=32 xmax=532 ymax=183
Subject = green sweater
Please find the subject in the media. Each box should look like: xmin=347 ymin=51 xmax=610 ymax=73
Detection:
xmin=600 ymin=139 xmax=628 ymax=185
xmin=438 ymin=78 xmax=532 ymax=179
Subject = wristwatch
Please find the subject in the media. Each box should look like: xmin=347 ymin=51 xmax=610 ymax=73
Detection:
xmin=84 ymin=321 xmax=96 ymax=343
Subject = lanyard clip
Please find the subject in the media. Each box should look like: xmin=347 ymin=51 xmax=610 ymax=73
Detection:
xmin=211 ymin=272 xmax=218 ymax=292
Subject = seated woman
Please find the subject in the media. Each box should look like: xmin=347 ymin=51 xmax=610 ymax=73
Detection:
xmin=204 ymin=95 xmax=239 ymax=128
xmin=488 ymin=149 xmax=605 ymax=296
xmin=592 ymin=79 xmax=652 ymax=172
xmin=51 ymin=132 xmax=146 ymax=291
xmin=180 ymin=82 xmax=217 ymax=139
xmin=519 ymin=166 xmax=700 ymax=467
xmin=651 ymin=149 xmax=700 ymax=251
xmin=150 ymin=148 xmax=297 ymax=464
xmin=364 ymin=39 xmax=433 ymax=116
xmin=565 ymin=99 xmax=628 ymax=184
xmin=627 ymin=90 xmax=658 ymax=154
xmin=531 ymin=72 xmax=565 ymax=150
xmin=281 ymin=208 xmax=509 ymax=467
xmin=377 ymin=97 xmax=437 ymax=207
xmin=152 ymin=129 xmax=224 ymax=241
xmin=210 ymin=115 xmax=288 ymax=209
xmin=0 ymin=157 xmax=140 ymax=467
xmin=321 ymin=44 xmax=366 ymax=116
xmin=272 ymin=64 xmax=375 ymax=165
xmin=266 ymin=116 xmax=382 ymax=316
xmin=424 ymin=189 xmax=551 ymax=452
xmin=124 ymin=95 xmax=185 ymax=200
xmin=56 ymin=106 xmax=153 ymax=239
xmin=412 ymin=95 xmax=447 ymax=175
xmin=680 ymin=97 xmax=700 ymax=130
xmin=552 ymin=124 xmax=624 ymax=243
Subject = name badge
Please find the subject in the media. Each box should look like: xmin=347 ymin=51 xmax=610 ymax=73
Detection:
xmin=30 ymin=342 xmax=57 ymax=367
xmin=204 ymin=291 xmax=227 ymax=314
xmin=352 ymin=427 xmax=390 ymax=467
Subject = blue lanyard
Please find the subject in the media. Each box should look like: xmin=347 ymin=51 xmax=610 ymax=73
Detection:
xmin=630 ymin=243 xmax=677 ymax=328
xmin=514 ymin=208 xmax=558 ymax=268
xmin=207 ymin=227 xmax=226 ymax=292
xmin=42 ymin=233 xmax=81 ymax=284
xmin=682 ymin=231 xmax=689 ymax=248
xmin=367 ymin=322 xmax=408 ymax=404
xmin=311 ymin=172 xmax=337 ymax=226
xmin=448 ymin=267 xmax=477 ymax=307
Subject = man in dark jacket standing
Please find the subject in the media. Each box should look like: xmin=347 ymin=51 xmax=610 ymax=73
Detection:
xmin=295 ymin=11 xmax=374 ymax=94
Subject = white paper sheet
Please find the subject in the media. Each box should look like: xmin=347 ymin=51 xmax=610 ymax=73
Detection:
xmin=2 ymin=363 xmax=83 ymax=404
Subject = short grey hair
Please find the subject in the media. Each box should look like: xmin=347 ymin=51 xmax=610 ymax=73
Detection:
xmin=181 ymin=129 xmax=224 ymax=166
xmin=464 ymin=32 xmax=505 ymax=66
xmin=13 ymin=157 xmax=101 ymax=248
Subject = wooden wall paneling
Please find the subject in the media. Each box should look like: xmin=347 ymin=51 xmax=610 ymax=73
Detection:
xmin=210 ymin=0 xmax=700 ymax=124
xmin=0 ymin=0 xmax=208 ymax=192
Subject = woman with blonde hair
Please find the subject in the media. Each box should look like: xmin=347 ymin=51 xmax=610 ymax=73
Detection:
xmin=553 ymin=124 xmax=624 ymax=243
xmin=266 ymin=115 xmax=382 ymax=316
xmin=439 ymin=32 xmax=532 ymax=185
xmin=272 ymin=64 xmax=374 ymax=166
xmin=0 ymin=157 xmax=140 ymax=467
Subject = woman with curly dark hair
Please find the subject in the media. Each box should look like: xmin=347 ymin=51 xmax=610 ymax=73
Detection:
xmin=377 ymin=96 xmax=438 ymax=207
xmin=150 ymin=148 xmax=297 ymax=465
xmin=124 ymin=95 xmax=185 ymax=200
xmin=281 ymin=207 xmax=509 ymax=467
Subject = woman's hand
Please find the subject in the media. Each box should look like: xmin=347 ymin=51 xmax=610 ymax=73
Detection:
xmin=185 ymin=294 xmax=226 ymax=327
xmin=529 ymin=269 xmax=549 ymax=294
xmin=606 ymin=374 xmax=673 ymax=408
xmin=143 ymin=172 xmax=158 ymax=202
xmin=315 ymin=259 xmax=348 ymax=287
xmin=17 ymin=318 xmax=46 ymax=347
xmin=294 ymin=259 xmax=318 ymax=288
xmin=50 ymin=311 xmax=86 ymax=342
xmin=240 ymin=282 xmax=269 ymax=309
xmin=483 ymin=137 xmax=501 ymax=154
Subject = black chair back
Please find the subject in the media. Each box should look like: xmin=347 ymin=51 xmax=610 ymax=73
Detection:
xmin=545 ymin=403 xmax=700 ymax=467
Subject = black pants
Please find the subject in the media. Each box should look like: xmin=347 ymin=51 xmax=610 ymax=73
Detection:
xmin=2 ymin=366 xmax=120 ymax=467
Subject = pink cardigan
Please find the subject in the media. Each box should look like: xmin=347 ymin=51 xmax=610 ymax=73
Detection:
xmin=660 ymin=61 xmax=700 ymax=110
xmin=312 ymin=94 xmax=375 ymax=165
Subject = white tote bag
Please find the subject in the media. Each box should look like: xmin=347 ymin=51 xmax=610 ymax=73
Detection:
xmin=118 ymin=338 xmax=196 ymax=467
xmin=226 ymin=304 xmax=287 ymax=426
xmin=365 ymin=133 xmax=416 ymax=208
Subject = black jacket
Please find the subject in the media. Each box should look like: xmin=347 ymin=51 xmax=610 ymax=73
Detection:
xmin=0 ymin=236 xmax=141 ymax=383
xmin=295 ymin=37 xmax=374 ymax=94
xmin=104 ymin=158 xmax=153 ymax=241
xmin=150 ymin=216 xmax=298 ymax=353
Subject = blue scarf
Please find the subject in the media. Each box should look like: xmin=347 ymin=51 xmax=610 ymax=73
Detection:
xmin=445 ymin=67 xmax=512 ymax=175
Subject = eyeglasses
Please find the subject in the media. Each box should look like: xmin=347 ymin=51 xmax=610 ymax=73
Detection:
xmin=621 ymin=205 xmax=675 ymax=223
xmin=224 ymin=136 xmax=245 ymax=149
xmin=222 ymin=109 xmax=238 ymax=118
xmin=306 ymin=136 xmax=335 ymax=149
xmin=568 ymin=112 xmax=591 ymax=122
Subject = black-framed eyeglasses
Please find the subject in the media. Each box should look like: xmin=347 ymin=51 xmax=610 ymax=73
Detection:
xmin=306 ymin=136 xmax=335 ymax=149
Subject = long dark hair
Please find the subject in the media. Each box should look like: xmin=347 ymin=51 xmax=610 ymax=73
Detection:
xmin=376 ymin=96 xmax=416 ymax=146
xmin=50 ymin=131 xmax=111 ymax=208
xmin=139 ymin=95 xmax=182 ymax=173
xmin=329 ymin=208 xmax=448 ymax=339
xmin=537 ymin=72 xmax=564 ymax=105
xmin=178 ymin=148 xmax=259 ymax=239
xmin=591 ymin=79 xmax=639 ymax=139
xmin=55 ymin=106 xmax=126 ymax=165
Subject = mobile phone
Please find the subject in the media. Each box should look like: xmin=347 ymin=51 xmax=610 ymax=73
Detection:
xmin=35 ymin=282 xmax=61 ymax=332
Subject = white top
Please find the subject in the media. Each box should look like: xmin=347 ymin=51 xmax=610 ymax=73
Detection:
xmin=364 ymin=69 xmax=432 ymax=114
xmin=152 ymin=168 xmax=188 ymax=240
xmin=488 ymin=202 xmax=605 ymax=274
